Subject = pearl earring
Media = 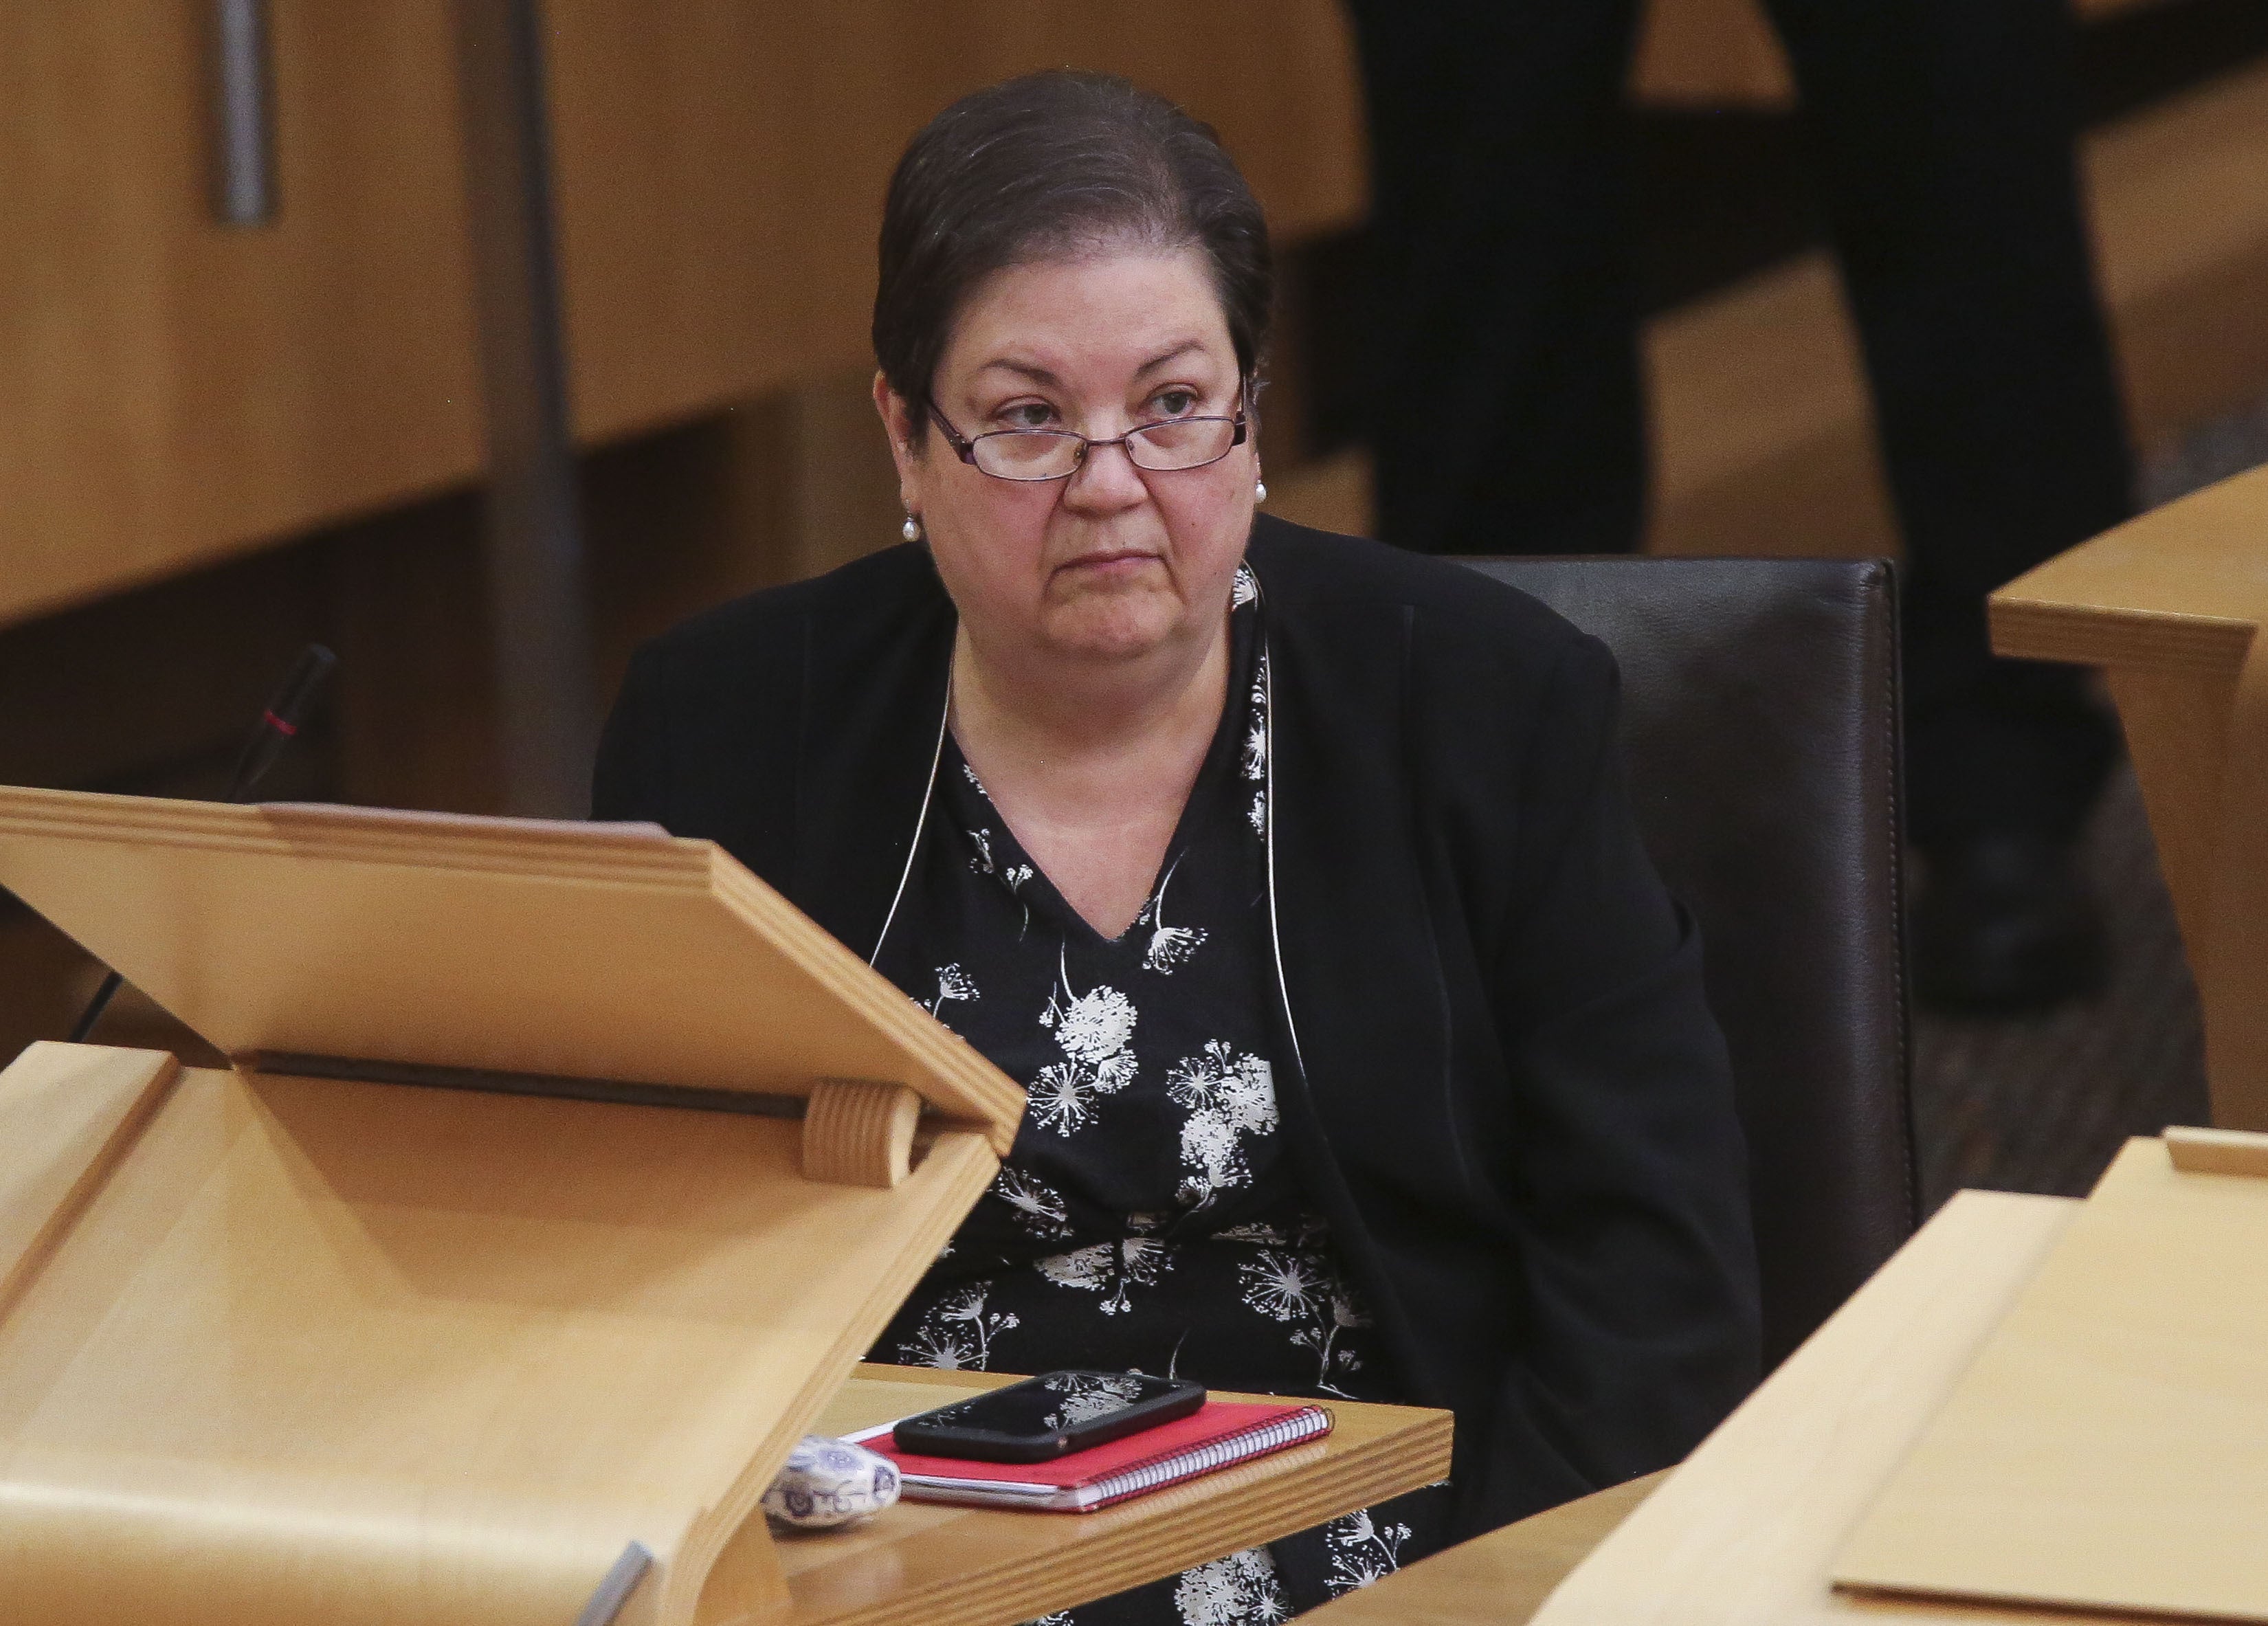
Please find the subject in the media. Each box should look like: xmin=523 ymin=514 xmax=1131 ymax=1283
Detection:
xmin=1254 ymin=479 xmax=1268 ymax=503
xmin=901 ymin=515 xmax=922 ymax=543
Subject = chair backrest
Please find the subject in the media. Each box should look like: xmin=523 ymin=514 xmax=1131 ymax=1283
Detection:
xmin=1462 ymin=555 xmax=1916 ymax=1370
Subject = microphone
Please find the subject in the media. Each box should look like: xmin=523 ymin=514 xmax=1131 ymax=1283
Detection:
xmin=225 ymin=643 xmax=337 ymax=802
xmin=67 ymin=643 xmax=338 ymax=1045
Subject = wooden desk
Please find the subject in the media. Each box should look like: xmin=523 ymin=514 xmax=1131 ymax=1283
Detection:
xmin=1992 ymin=463 xmax=2268 ymax=1125
xmin=1309 ymin=1189 xmax=2128 ymax=1626
xmin=773 ymin=1365 xmax=1452 ymax=1626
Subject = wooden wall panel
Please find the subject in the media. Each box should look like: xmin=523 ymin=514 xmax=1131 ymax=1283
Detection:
xmin=546 ymin=0 xmax=1370 ymax=445
xmin=0 ymin=3 xmax=481 ymax=628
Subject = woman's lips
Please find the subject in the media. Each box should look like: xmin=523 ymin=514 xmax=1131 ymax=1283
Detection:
xmin=1060 ymin=548 xmax=1160 ymax=572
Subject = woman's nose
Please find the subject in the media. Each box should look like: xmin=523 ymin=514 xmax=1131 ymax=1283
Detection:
xmin=1063 ymin=436 xmax=1150 ymax=509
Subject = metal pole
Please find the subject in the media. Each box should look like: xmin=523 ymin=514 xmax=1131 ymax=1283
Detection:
xmin=452 ymin=0 xmax=597 ymax=816
xmin=209 ymin=0 xmax=278 ymax=226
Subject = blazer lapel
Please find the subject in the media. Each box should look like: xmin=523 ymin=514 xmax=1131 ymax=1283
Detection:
xmin=788 ymin=550 xmax=957 ymax=958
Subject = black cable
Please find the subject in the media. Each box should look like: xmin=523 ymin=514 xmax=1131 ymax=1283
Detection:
xmin=66 ymin=643 xmax=337 ymax=1045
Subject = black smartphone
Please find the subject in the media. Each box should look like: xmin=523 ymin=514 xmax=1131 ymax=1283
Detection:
xmin=891 ymin=1370 xmax=1207 ymax=1463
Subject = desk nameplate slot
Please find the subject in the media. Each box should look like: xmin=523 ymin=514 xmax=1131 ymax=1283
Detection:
xmin=242 ymin=1051 xmax=807 ymax=1120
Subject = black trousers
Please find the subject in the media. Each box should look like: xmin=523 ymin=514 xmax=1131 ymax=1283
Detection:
xmin=1344 ymin=0 xmax=2127 ymax=849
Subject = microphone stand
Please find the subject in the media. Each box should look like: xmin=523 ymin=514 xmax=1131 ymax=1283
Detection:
xmin=65 ymin=644 xmax=338 ymax=1045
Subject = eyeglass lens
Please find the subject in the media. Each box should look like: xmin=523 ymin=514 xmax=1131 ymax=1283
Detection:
xmin=971 ymin=418 xmax=1238 ymax=480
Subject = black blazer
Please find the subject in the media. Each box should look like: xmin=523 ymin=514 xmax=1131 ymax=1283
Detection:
xmin=593 ymin=513 xmax=1761 ymax=1537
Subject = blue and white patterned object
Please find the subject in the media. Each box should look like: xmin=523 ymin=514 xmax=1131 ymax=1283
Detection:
xmin=761 ymin=1435 xmax=900 ymax=1530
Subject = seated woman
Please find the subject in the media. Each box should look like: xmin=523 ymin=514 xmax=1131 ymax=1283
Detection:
xmin=594 ymin=69 xmax=1758 ymax=1623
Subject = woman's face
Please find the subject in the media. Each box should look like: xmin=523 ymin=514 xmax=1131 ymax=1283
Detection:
xmin=878 ymin=245 xmax=1257 ymax=674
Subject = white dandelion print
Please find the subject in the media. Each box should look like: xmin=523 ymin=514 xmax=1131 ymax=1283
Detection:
xmin=898 ymin=1284 xmax=1019 ymax=1371
xmin=1172 ymin=1547 xmax=1289 ymax=1626
xmin=1027 ymin=950 xmax=1140 ymax=1135
xmin=1232 ymin=562 xmax=1259 ymax=608
xmin=1036 ymin=1236 xmax=1172 ymax=1315
xmin=993 ymin=1168 xmax=1073 ymax=1238
xmin=1243 ymin=653 xmax=1269 ymax=783
xmin=1048 ymin=977 xmax=1137 ymax=1062
xmin=1244 ymin=649 xmax=1270 ymax=832
xmin=1240 ymin=1249 xmax=1325 ymax=1322
xmin=1322 ymin=1506 xmax=1413 ymax=1594
xmin=1142 ymin=856 xmax=1208 ymax=975
xmin=1028 ymin=1062 xmax=1098 ymax=1135
xmin=927 ymin=962 xmax=977 ymax=1016
xmin=1238 ymin=1248 xmax=1370 ymax=1396
xmin=968 ymin=825 xmax=997 ymax=876
xmin=1166 ymin=1041 xmax=1279 ymax=1203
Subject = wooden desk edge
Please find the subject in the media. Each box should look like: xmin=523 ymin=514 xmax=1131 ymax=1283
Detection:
xmin=1305 ymin=1470 xmax=1669 ymax=1623
xmin=781 ymin=1368 xmax=1454 ymax=1626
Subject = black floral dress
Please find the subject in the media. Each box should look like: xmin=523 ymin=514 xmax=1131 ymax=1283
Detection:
xmin=871 ymin=568 xmax=1449 ymax=1622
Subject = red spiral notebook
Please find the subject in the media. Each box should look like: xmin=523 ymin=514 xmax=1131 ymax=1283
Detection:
xmin=849 ymin=1401 xmax=1333 ymax=1513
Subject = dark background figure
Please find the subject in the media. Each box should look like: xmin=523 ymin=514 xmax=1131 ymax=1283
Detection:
xmin=1342 ymin=0 xmax=2131 ymax=1014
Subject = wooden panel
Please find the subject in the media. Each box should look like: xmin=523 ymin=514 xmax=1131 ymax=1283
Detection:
xmin=0 ymin=1051 xmax=1000 ymax=1625
xmin=2166 ymin=1123 xmax=2268 ymax=1177
xmin=2104 ymin=665 xmax=2235 ymax=960
xmin=1992 ymin=466 xmax=2268 ymax=1128
xmin=1632 ymin=0 xmax=1794 ymax=109
xmin=1647 ymin=256 xmax=1893 ymax=560
xmin=545 ymin=0 xmax=1369 ymax=445
xmin=1524 ymin=1189 xmax=2090 ymax=1626
xmin=1834 ymin=1139 xmax=2268 ymax=1621
xmin=1992 ymin=461 xmax=2268 ymax=677
xmin=0 ymin=2 xmax=481 ymax=629
xmin=760 ymin=1365 xmax=1454 ymax=1626
xmin=0 ymin=1043 xmax=177 ymax=1312
xmin=5 ymin=3 xmax=1361 ymax=630
xmin=0 ymin=789 xmax=1023 ymax=1144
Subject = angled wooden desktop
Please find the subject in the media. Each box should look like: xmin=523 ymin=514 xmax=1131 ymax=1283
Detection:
xmin=1320 ymin=1127 xmax=2268 ymax=1626
xmin=1312 ymin=1188 xmax=2089 ymax=1626
xmin=1990 ymin=461 xmax=2268 ymax=1126
xmin=0 ymin=789 xmax=1449 ymax=1626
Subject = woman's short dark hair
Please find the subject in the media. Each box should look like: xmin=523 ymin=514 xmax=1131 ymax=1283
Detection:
xmin=873 ymin=71 xmax=1273 ymax=428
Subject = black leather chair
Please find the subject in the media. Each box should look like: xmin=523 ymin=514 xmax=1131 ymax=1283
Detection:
xmin=1463 ymin=557 xmax=1917 ymax=1370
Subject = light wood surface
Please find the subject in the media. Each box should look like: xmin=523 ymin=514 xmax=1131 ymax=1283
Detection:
xmin=1299 ymin=1190 xmax=2100 ymax=1626
xmin=0 ymin=800 xmax=1455 ymax=1624
xmin=1306 ymin=1471 xmax=1668 ymax=1625
xmin=803 ymin=1081 xmax=926 ymax=1190
xmin=1 ymin=3 xmax=1367 ymax=631
xmin=1991 ymin=463 xmax=2268 ymax=1128
xmin=750 ymin=1365 xmax=1453 ymax=1626
xmin=0 ymin=2 xmax=483 ymax=630
xmin=0 ymin=1047 xmax=1003 ymax=1625
xmin=0 ymin=1043 xmax=177 ymax=1315
xmin=0 ymin=788 xmax=1022 ymax=1147
xmin=1526 ymin=1189 xmax=2102 ymax=1626
xmin=1833 ymin=1138 xmax=2268 ymax=1621
xmin=545 ymin=1 xmax=1369 ymax=450
xmin=2166 ymin=1122 xmax=2268 ymax=1177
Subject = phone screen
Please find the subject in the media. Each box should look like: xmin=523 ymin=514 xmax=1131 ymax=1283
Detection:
xmin=893 ymin=1369 xmax=1208 ymax=1461
xmin=917 ymin=1370 xmax=1181 ymax=1435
